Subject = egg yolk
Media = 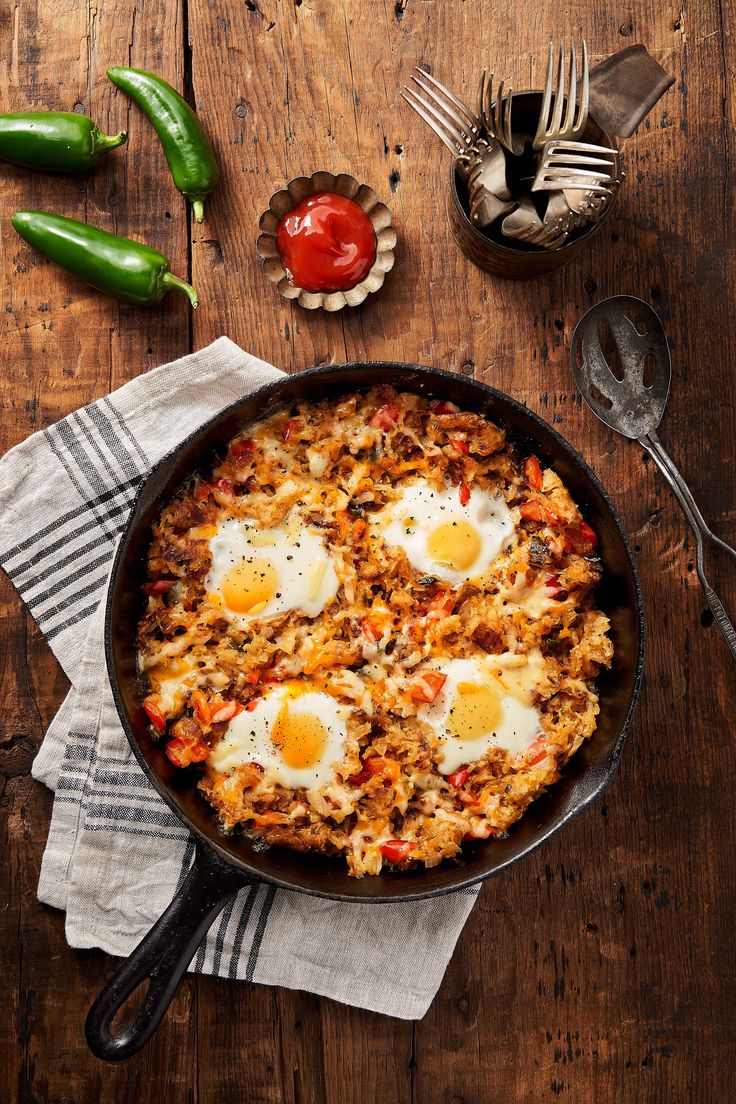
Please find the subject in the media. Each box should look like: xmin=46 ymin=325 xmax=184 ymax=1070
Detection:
xmin=446 ymin=681 xmax=501 ymax=741
xmin=427 ymin=520 xmax=481 ymax=572
xmin=271 ymin=703 xmax=328 ymax=769
xmin=221 ymin=558 xmax=277 ymax=613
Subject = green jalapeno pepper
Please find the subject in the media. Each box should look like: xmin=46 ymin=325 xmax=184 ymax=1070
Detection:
xmin=107 ymin=67 xmax=219 ymax=222
xmin=0 ymin=112 xmax=127 ymax=171
xmin=12 ymin=211 xmax=199 ymax=307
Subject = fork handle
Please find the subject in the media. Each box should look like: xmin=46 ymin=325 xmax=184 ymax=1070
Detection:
xmin=640 ymin=431 xmax=736 ymax=662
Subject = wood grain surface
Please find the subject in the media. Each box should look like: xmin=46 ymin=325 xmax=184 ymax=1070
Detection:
xmin=1 ymin=2 xmax=734 ymax=1102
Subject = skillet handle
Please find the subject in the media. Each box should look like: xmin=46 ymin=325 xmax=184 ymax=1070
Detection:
xmin=85 ymin=842 xmax=253 ymax=1061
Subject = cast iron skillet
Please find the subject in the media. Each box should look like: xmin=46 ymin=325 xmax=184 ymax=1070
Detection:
xmin=86 ymin=362 xmax=644 ymax=1061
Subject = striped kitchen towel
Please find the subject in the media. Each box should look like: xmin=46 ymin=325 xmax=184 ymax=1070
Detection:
xmin=0 ymin=337 xmax=478 ymax=1020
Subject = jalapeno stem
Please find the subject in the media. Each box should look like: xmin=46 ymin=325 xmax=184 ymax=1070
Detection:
xmin=161 ymin=272 xmax=199 ymax=307
xmin=92 ymin=129 xmax=128 ymax=156
xmin=107 ymin=67 xmax=219 ymax=222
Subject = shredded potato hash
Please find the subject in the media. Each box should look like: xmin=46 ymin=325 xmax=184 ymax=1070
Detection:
xmin=137 ymin=386 xmax=612 ymax=876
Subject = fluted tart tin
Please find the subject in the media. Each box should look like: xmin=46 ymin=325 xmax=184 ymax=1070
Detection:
xmin=257 ymin=171 xmax=397 ymax=311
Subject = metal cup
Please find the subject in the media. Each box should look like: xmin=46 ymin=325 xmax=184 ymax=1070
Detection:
xmin=447 ymin=90 xmax=621 ymax=280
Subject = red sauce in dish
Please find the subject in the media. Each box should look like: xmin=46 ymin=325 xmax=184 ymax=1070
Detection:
xmin=275 ymin=192 xmax=377 ymax=293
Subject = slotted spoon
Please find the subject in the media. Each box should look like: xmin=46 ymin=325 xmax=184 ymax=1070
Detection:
xmin=571 ymin=295 xmax=736 ymax=661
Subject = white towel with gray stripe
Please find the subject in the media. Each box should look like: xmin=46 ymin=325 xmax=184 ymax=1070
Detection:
xmin=0 ymin=337 xmax=478 ymax=1020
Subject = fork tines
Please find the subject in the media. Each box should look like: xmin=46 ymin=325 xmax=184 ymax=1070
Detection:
xmin=401 ymin=86 xmax=466 ymax=156
xmin=400 ymin=67 xmax=481 ymax=157
xmin=479 ymin=70 xmax=516 ymax=153
xmin=532 ymin=139 xmax=620 ymax=194
xmin=410 ymin=68 xmax=481 ymax=137
xmin=533 ymin=38 xmax=589 ymax=150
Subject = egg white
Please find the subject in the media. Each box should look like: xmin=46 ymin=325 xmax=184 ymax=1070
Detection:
xmin=208 ymin=686 xmax=351 ymax=790
xmin=372 ymin=479 xmax=514 ymax=584
xmin=206 ymin=512 xmax=339 ymax=623
xmin=417 ymin=657 xmax=542 ymax=774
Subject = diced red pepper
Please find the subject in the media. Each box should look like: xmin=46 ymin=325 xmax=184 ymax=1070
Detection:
xmin=165 ymin=738 xmax=189 ymax=766
xmin=214 ymin=478 xmax=235 ymax=505
xmin=229 ymin=437 xmax=256 ymax=459
xmin=426 ymin=590 xmax=457 ymax=623
xmin=519 ymin=500 xmax=546 ymax=523
xmin=367 ymin=756 xmax=401 ymax=782
xmin=369 ymin=402 xmax=400 ymax=430
xmin=165 ymin=737 xmax=210 ymax=768
xmin=544 ymin=572 xmax=565 ymax=597
xmin=361 ymin=615 xmax=383 ymax=643
xmin=458 ymin=790 xmax=483 ymax=810
xmin=244 ymin=668 xmax=263 ymax=684
xmin=246 ymin=697 xmax=262 ymax=712
xmin=579 ymin=521 xmax=597 ymax=546
xmin=524 ymin=455 xmax=543 ymax=491
xmin=526 ymin=739 xmax=547 ymax=766
xmin=566 ymin=520 xmax=598 ymax=553
xmin=190 ymin=742 xmax=211 ymax=763
xmin=379 ymin=839 xmax=416 ymax=863
xmin=191 ymin=690 xmax=213 ymax=725
xmin=263 ymin=664 xmax=288 ymax=683
xmin=447 ymin=766 xmax=470 ymax=789
xmin=408 ymin=670 xmax=448 ymax=703
xmin=451 ymin=437 xmax=469 ymax=455
xmin=519 ymin=500 xmax=563 ymax=527
xmin=210 ymin=700 xmax=244 ymax=724
xmin=458 ymin=478 xmax=471 ymax=506
xmin=335 ymin=509 xmax=351 ymax=537
xmin=194 ymin=482 xmax=211 ymax=501
xmin=283 ymin=417 xmax=302 ymax=442
xmin=142 ymin=579 xmax=175 ymax=596
xmin=347 ymin=768 xmax=372 ymax=786
xmin=143 ymin=698 xmax=167 ymax=734
xmin=348 ymin=756 xmax=401 ymax=786
xmin=432 ymin=400 xmax=459 ymax=415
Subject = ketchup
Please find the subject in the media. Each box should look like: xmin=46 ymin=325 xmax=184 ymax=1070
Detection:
xmin=276 ymin=192 xmax=377 ymax=293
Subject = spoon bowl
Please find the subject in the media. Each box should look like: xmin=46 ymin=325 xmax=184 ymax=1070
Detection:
xmin=570 ymin=295 xmax=670 ymax=438
xmin=571 ymin=295 xmax=736 ymax=662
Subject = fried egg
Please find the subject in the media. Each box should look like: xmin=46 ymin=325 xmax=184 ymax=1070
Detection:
xmin=372 ymin=479 xmax=514 ymax=584
xmin=205 ymin=512 xmax=339 ymax=622
xmin=417 ymin=657 xmax=542 ymax=773
xmin=208 ymin=683 xmax=351 ymax=789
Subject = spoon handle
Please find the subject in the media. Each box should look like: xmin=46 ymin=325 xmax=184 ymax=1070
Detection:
xmin=640 ymin=431 xmax=736 ymax=662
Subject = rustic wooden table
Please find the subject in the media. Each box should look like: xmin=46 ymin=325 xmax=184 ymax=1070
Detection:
xmin=2 ymin=2 xmax=734 ymax=1101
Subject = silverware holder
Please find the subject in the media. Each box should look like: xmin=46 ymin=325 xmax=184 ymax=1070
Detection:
xmin=447 ymin=90 xmax=620 ymax=279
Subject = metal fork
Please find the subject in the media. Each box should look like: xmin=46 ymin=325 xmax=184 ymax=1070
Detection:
xmin=544 ymin=188 xmax=602 ymax=236
xmin=563 ymin=171 xmax=623 ymax=225
xmin=531 ymin=139 xmax=620 ymax=194
xmin=466 ymin=145 xmax=515 ymax=226
xmin=533 ymin=38 xmax=589 ymax=150
xmin=501 ymin=196 xmax=569 ymax=250
xmin=400 ymin=67 xmax=482 ymax=156
xmin=401 ymin=68 xmax=513 ymax=228
xmin=479 ymin=70 xmax=519 ymax=155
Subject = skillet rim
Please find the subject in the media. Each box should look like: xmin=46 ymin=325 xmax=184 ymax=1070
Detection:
xmin=105 ymin=360 xmax=645 ymax=903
